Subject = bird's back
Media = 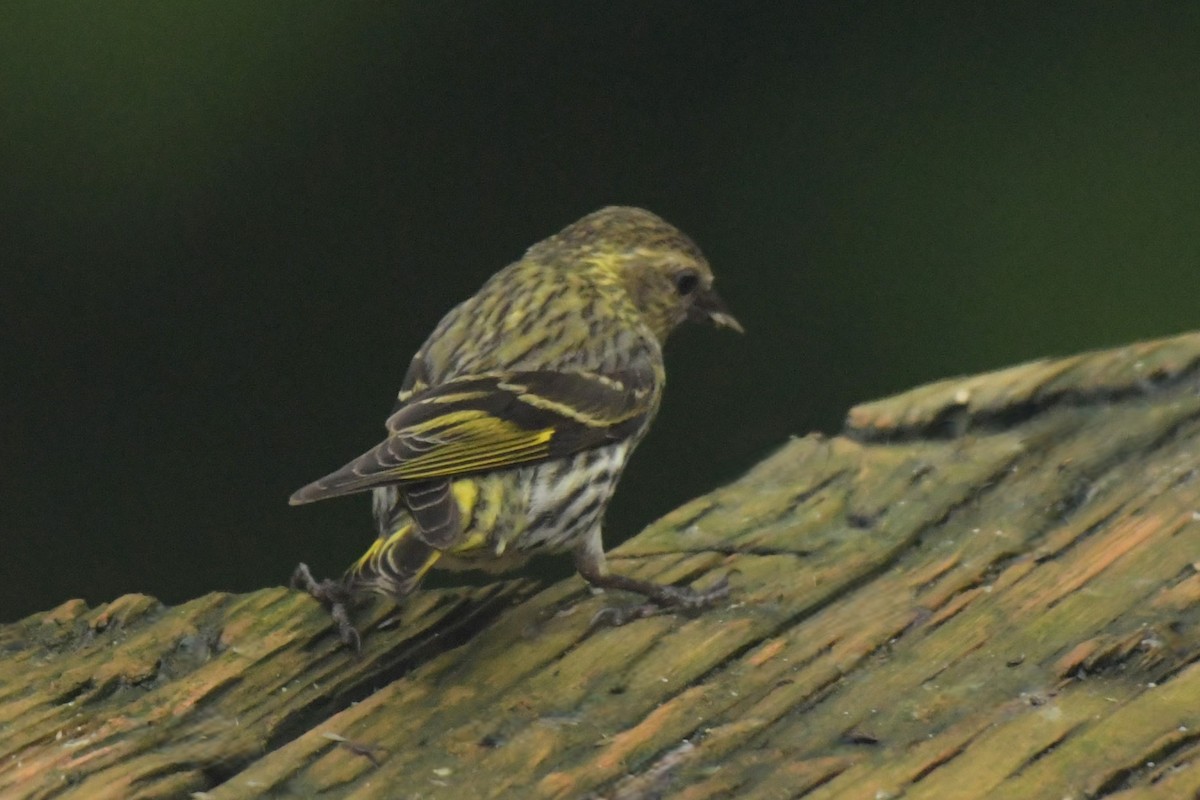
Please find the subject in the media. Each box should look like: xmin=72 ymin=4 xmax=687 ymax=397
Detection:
xmin=402 ymin=258 xmax=664 ymax=399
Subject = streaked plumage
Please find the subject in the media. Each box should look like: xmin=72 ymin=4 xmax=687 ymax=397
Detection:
xmin=290 ymin=206 xmax=741 ymax=648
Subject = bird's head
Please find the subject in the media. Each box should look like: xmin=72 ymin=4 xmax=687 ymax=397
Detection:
xmin=536 ymin=206 xmax=743 ymax=343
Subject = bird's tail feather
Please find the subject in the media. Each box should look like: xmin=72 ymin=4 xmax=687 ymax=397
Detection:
xmin=289 ymin=457 xmax=391 ymax=505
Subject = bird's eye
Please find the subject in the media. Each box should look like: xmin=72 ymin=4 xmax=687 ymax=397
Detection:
xmin=674 ymin=270 xmax=699 ymax=296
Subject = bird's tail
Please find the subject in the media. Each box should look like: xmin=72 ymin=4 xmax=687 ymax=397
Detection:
xmin=289 ymin=440 xmax=400 ymax=506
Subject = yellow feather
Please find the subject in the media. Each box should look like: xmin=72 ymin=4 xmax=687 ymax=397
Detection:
xmin=394 ymin=424 xmax=555 ymax=480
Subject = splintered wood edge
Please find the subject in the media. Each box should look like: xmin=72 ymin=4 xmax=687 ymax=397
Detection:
xmin=845 ymin=330 xmax=1200 ymax=437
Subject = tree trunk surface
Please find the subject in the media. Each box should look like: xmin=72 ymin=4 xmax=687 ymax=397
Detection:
xmin=4 ymin=333 xmax=1200 ymax=800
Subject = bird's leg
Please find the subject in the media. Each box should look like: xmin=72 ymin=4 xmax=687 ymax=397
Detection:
xmin=291 ymin=563 xmax=362 ymax=653
xmin=573 ymin=532 xmax=730 ymax=627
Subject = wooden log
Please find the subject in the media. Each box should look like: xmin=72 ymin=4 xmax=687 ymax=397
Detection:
xmin=3 ymin=332 xmax=1199 ymax=799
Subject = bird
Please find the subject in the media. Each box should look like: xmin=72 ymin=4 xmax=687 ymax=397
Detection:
xmin=289 ymin=206 xmax=742 ymax=649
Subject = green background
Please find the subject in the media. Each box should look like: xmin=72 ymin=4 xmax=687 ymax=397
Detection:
xmin=4 ymin=3 xmax=1199 ymax=620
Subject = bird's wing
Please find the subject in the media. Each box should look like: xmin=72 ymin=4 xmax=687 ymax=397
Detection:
xmin=289 ymin=367 xmax=658 ymax=505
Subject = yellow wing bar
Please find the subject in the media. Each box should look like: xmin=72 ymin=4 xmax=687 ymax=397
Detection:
xmin=289 ymin=367 xmax=658 ymax=505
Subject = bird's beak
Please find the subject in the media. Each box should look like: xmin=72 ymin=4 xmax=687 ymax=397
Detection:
xmin=688 ymin=287 xmax=744 ymax=333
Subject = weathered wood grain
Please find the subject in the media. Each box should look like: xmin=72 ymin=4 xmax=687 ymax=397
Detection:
xmin=3 ymin=332 xmax=1199 ymax=799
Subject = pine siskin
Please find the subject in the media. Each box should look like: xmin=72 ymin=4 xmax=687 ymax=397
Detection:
xmin=290 ymin=206 xmax=742 ymax=649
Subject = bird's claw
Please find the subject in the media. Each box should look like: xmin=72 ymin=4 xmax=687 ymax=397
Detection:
xmin=655 ymin=574 xmax=731 ymax=610
xmin=590 ymin=602 xmax=661 ymax=628
xmin=328 ymin=601 xmax=363 ymax=653
xmin=291 ymin=563 xmax=363 ymax=653
xmin=590 ymin=574 xmax=732 ymax=629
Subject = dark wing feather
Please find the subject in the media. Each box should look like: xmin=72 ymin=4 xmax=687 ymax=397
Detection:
xmin=289 ymin=367 xmax=657 ymax=505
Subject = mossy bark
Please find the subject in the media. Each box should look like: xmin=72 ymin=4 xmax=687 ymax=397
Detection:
xmin=3 ymin=333 xmax=1199 ymax=799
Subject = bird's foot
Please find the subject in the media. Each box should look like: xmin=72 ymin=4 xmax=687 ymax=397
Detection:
xmin=291 ymin=562 xmax=362 ymax=653
xmin=589 ymin=574 xmax=731 ymax=628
